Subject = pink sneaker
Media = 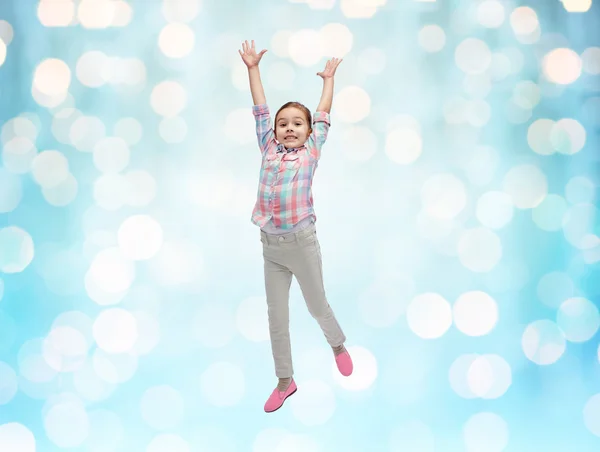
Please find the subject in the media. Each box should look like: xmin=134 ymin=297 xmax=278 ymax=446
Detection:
xmin=335 ymin=350 xmax=353 ymax=376
xmin=264 ymin=379 xmax=297 ymax=413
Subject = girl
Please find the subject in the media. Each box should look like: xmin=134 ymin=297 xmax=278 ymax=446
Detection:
xmin=239 ymin=40 xmax=353 ymax=413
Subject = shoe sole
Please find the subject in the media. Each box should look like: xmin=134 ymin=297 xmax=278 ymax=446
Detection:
xmin=264 ymin=388 xmax=297 ymax=413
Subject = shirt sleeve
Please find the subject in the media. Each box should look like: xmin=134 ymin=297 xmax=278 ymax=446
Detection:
xmin=308 ymin=111 xmax=331 ymax=160
xmin=252 ymin=104 xmax=276 ymax=154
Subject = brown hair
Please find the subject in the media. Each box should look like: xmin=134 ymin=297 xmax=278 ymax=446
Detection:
xmin=274 ymin=101 xmax=312 ymax=130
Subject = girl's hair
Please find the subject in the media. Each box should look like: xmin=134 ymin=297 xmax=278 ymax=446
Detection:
xmin=274 ymin=101 xmax=312 ymax=128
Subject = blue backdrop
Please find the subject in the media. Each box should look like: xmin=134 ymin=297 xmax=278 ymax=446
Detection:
xmin=0 ymin=0 xmax=599 ymax=451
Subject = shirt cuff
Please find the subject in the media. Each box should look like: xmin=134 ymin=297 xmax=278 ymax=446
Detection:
xmin=313 ymin=111 xmax=330 ymax=125
xmin=252 ymin=104 xmax=269 ymax=116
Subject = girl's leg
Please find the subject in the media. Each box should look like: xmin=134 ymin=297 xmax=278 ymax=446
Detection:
xmin=264 ymin=254 xmax=295 ymax=380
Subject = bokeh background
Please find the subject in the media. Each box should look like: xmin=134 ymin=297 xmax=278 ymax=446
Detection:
xmin=0 ymin=0 xmax=600 ymax=450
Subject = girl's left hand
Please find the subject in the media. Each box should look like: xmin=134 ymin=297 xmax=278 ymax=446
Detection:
xmin=317 ymin=57 xmax=343 ymax=79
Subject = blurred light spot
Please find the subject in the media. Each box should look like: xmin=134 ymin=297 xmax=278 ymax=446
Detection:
xmin=118 ymin=215 xmax=163 ymax=261
xmin=490 ymin=52 xmax=512 ymax=80
xmin=37 ymin=0 xmax=75 ymax=27
xmin=532 ymin=194 xmax=568 ymax=231
xmin=582 ymin=47 xmax=600 ymax=74
xmin=557 ymin=297 xmax=600 ymax=342
xmin=18 ymin=338 xmax=57 ymax=384
xmin=85 ymin=351 xmax=126 ymax=387
xmin=70 ymin=115 xmax=106 ymax=152
xmin=76 ymin=51 xmax=110 ymax=88
xmin=467 ymin=355 xmax=511 ymax=399
xmin=550 ymin=118 xmax=586 ymax=155
xmin=543 ymin=48 xmax=582 ymax=84
xmin=537 ymin=272 xmax=575 ymax=309
xmin=73 ymin=360 xmax=116 ymax=402
xmin=416 ymin=211 xmax=454 ymax=241
xmin=93 ymin=173 xmax=129 ymax=210
xmin=267 ymin=62 xmax=296 ymax=91
xmin=31 ymin=150 xmax=69 ymax=188
xmin=308 ymin=0 xmax=336 ymax=8
xmin=288 ymin=29 xmax=324 ymax=66
xmin=2 ymin=136 xmax=37 ymax=174
xmin=159 ymin=23 xmax=195 ymax=58
xmin=78 ymin=0 xmax=115 ymax=29
xmin=0 ymin=40 xmax=6 ymax=67
xmin=0 ymin=362 xmax=17 ymax=404
xmin=562 ymin=0 xmax=592 ymax=12
xmin=476 ymin=191 xmax=513 ymax=229
xmin=449 ymin=353 xmax=479 ymax=399
xmin=85 ymin=267 xmax=127 ymax=306
xmin=33 ymin=58 xmax=71 ymax=103
xmin=150 ymin=81 xmax=187 ymax=117
xmin=340 ymin=126 xmax=377 ymax=161
xmin=147 ymin=434 xmax=190 ymax=452
xmin=236 ymin=296 xmax=269 ymax=342
xmin=44 ymin=399 xmax=89 ymax=447
xmin=0 ymin=423 xmax=36 ymax=452
xmin=463 ymin=145 xmax=498 ymax=186
xmin=332 ymin=346 xmax=377 ymax=391
xmin=510 ymin=6 xmax=538 ymax=35
xmin=358 ymin=275 xmax=414 ymax=328
xmin=527 ymin=118 xmax=555 ymax=155
xmin=562 ymin=203 xmax=599 ymax=249
xmin=52 ymin=108 xmax=82 ymax=144
xmin=458 ymin=228 xmax=502 ymax=272
xmin=503 ymin=164 xmax=547 ymax=209
xmin=453 ymin=291 xmax=498 ymax=336
xmin=86 ymin=410 xmax=124 ymax=451
xmin=332 ymin=85 xmax=371 ymax=123
xmin=93 ymin=308 xmax=138 ymax=354
xmin=88 ymin=247 xmax=135 ymax=294
xmin=130 ymin=311 xmax=160 ymax=356
xmin=159 ymin=117 xmax=188 ymax=143
xmin=565 ymin=176 xmax=595 ymax=204
xmin=477 ymin=0 xmax=505 ymax=28
xmin=93 ymin=137 xmax=130 ymax=173
xmin=421 ymin=173 xmax=466 ymax=220
xmin=141 ymin=385 xmax=185 ymax=430
xmin=358 ymin=47 xmax=386 ymax=74
xmin=340 ymin=0 xmax=384 ymax=18
xmin=111 ymin=0 xmax=132 ymax=26
xmin=463 ymin=412 xmax=508 ymax=452
xmin=114 ymin=117 xmax=143 ymax=145
xmin=584 ymin=394 xmax=600 ymax=437
xmin=385 ymin=127 xmax=422 ymax=164
xmin=42 ymin=173 xmax=78 ymax=207
xmin=192 ymin=303 xmax=235 ymax=348
xmin=224 ymin=108 xmax=256 ymax=145
xmin=320 ymin=23 xmax=353 ymax=58
xmin=290 ymin=380 xmax=335 ymax=426
xmin=162 ymin=0 xmax=201 ymax=23
xmin=443 ymin=96 xmax=469 ymax=124
xmin=455 ymin=38 xmax=492 ymax=74
xmin=42 ymin=326 xmax=89 ymax=372
xmin=0 ymin=20 xmax=14 ymax=45
xmin=200 ymin=362 xmax=245 ymax=407
xmin=271 ymin=30 xmax=293 ymax=58
xmin=512 ymin=80 xmax=540 ymax=109
xmin=0 ymin=226 xmax=34 ymax=273
xmin=2 ymin=116 xmax=39 ymax=144
xmin=0 ymin=168 xmax=22 ymax=213
xmin=463 ymin=73 xmax=492 ymax=99
xmin=407 ymin=293 xmax=452 ymax=339
xmin=149 ymin=240 xmax=205 ymax=288
xmin=522 ymin=319 xmax=566 ymax=365
xmin=418 ymin=24 xmax=446 ymax=53
xmin=506 ymin=103 xmax=532 ymax=124
xmin=125 ymin=170 xmax=157 ymax=207
xmin=109 ymin=58 xmax=146 ymax=86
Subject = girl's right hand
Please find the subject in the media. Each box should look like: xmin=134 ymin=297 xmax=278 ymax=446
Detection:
xmin=239 ymin=40 xmax=267 ymax=68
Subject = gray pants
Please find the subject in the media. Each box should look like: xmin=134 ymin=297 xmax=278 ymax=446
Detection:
xmin=261 ymin=222 xmax=346 ymax=378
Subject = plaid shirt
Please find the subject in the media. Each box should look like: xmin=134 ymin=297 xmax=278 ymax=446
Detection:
xmin=251 ymin=103 xmax=330 ymax=230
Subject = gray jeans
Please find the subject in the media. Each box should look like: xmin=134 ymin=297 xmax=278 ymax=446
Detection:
xmin=261 ymin=222 xmax=346 ymax=378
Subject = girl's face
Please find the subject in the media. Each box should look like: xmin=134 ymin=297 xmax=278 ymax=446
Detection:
xmin=275 ymin=107 xmax=312 ymax=149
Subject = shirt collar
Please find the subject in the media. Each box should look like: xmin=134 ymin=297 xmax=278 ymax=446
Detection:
xmin=277 ymin=143 xmax=306 ymax=154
